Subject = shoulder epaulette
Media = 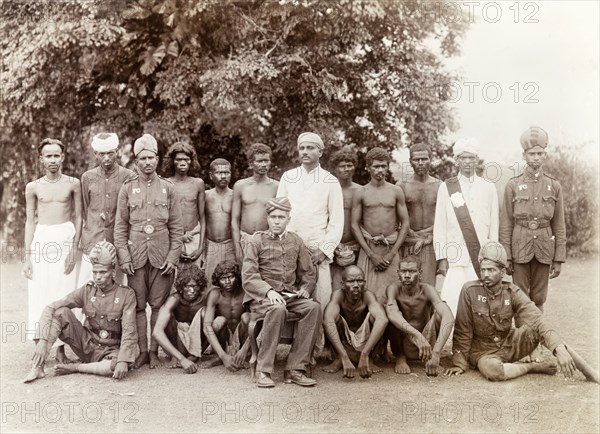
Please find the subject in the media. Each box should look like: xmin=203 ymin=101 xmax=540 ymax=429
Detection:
xmin=542 ymin=172 xmax=556 ymax=180
xmin=124 ymin=175 xmax=139 ymax=183
xmin=463 ymin=279 xmax=483 ymax=289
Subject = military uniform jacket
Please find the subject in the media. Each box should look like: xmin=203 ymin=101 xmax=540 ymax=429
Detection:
xmin=38 ymin=282 xmax=138 ymax=364
xmin=81 ymin=165 xmax=136 ymax=255
xmin=114 ymin=173 xmax=184 ymax=269
xmin=242 ymin=230 xmax=316 ymax=304
xmin=452 ymin=280 xmax=564 ymax=372
xmin=499 ymin=167 xmax=566 ymax=264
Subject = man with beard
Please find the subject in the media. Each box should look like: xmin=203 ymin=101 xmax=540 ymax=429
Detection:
xmin=164 ymin=142 xmax=206 ymax=266
xmin=203 ymin=261 xmax=250 ymax=371
xmin=204 ymin=158 xmax=236 ymax=286
xmin=385 ymin=255 xmax=454 ymax=376
xmin=445 ymin=241 xmax=588 ymax=382
xmin=114 ymin=133 xmax=184 ymax=369
xmin=329 ymin=148 xmax=362 ymax=291
xmin=23 ymin=241 xmax=137 ymax=383
xmin=153 ymin=263 xmax=209 ymax=374
xmin=397 ymin=144 xmax=441 ymax=288
xmin=433 ymin=138 xmax=498 ymax=317
xmin=351 ymin=147 xmax=410 ymax=303
xmin=80 ymin=133 xmax=136 ymax=284
xmin=231 ymin=143 xmax=279 ymax=263
xmin=23 ymin=138 xmax=82 ymax=364
xmin=322 ymin=265 xmax=388 ymax=378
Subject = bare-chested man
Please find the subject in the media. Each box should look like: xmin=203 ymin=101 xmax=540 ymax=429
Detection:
xmin=323 ymin=265 xmax=388 ymax=378
xmin=164 ymin=142 xmax=206 ymax=265
xmin=351 ymin=147 xmax=410 ymax=303
xmin=397 ymin=144 xmax=441 ymax=288
xmin=203 ymin=261 xmax=250 ymax=371
xmin=231 ymin=143 xmax=279 ymax=263
xmin=386 ymin=255 xmax=454 ymax=376
xmin=204 ymin=158 xmax=236 ymax=286
xmin=153 ymin=263 xmax=210 ymax=374
xmin=329 ymin=148 xmax=362 ymax=291
xmin=23 ymin=138 xmax=82 ymax=364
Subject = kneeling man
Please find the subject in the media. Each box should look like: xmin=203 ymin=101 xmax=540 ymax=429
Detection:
xmin=242 ymin=197 xmax=321 ymax=388
xmin=153 ymin=262 xmax=209 ymax=374
xmin=386 ymin=255 xmax=454 ymax=376
xmin=203 ymin=261 xmax=251 ymax=371
xmin=24 ymin=241 xmax=137 ymax=382
xmin=445 ymin=241 xmax=583 ymax=381
xmin=323 ymin=265 xmax=388 ymax=378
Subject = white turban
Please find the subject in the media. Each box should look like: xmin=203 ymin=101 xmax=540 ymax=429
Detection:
xmin=134 ymin=134 xmax=158 ymax=156
xmin=297 ymin=132 xmax=324 ymax=151
xmin=454 ymin=138 xmax=480 ymax=157
xmin=91 ymin=133 xmax=119 ymax=152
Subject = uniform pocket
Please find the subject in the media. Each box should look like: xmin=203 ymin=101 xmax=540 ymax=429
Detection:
xmin=541 ymin=195 xmax=557 ymax=219
xmin=513 ymin=195 xmax=530 ymax=218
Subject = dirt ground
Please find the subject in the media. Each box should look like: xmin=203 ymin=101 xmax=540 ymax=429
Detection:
xmin=1 ymin=257 xmax=598 ymax=433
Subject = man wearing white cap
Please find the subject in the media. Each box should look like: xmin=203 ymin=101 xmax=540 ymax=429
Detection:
xmin=114 ymin=133 xmax=184 ymax=369
xmin=277 ymin=132 xmax=344 ymax=357
xmin=80 ymin=133 xmax=136 ymax=285
xmin=433 ymin=138 xmax=499 ymax=317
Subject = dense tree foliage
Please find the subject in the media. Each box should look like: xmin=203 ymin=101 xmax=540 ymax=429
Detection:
xmin=1 ymin=0 xmax=468 ymax=244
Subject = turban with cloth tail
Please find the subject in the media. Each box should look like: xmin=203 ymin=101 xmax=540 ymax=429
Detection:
xmin=297 ymin=132 xmax=324 ymax=151
xmin=91 ymin=133 xmax=119 ymax=152
xmin=89 ymin=241 xmax=118 ymax=267
xmin=453 ymin=138 xmax=481 ymax=157
xmin=265 ymin=197 xmax=292 ymax=214
xmin=133 ymin=134 xmax=158 ymax=156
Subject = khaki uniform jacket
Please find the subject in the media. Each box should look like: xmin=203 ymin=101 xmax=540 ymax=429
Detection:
xmin=114 ymin=173 xmax=184 ymax=269
xmin=499 ymin=167 xmax=566 ymax=264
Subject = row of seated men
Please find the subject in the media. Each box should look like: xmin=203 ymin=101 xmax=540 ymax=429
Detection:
xmin=25 ymin=197 xmax=593 ymax=388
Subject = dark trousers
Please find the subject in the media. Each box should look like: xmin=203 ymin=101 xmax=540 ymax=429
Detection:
xmin=128 ymin=261 xmax=174 ymax=352
xmin=250 ymin=296 xmax=322 ymax=374
xmin=513 ymin=257 xmax=550 ymax=308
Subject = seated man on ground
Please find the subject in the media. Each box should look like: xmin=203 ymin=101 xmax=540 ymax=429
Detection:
xmin=445 ymin=241 xmax=585 ymax=382
xmin=242 ymin=197 xmax=321 ymax=388
xmin=323 ymin=265 xmax=388 ymax=378
xmin=24 ymin=241 xmax=137 ymax=383
xmin=203 ymin=260 xmax=251 ymax=371
xmin=153 ymin=262 xmax=210 ymax=374
xmin=385 ymin=255 xmax=454 ymax=376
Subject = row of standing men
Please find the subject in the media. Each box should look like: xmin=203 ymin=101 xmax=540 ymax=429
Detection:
xmin=23 ymin=127 xmax=565 ymax=374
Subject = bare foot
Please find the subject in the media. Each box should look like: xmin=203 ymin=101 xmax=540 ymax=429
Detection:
xmin=530 ymin=361 xmax=558 ymax=375
xmin=380 ymin=350 xmax=395 ymax=364
xmin=371 ymin=362 xmax=383 ymax=374
xmin=394 ymin=356 xmax=411 ymax=374
xmin=198 ymin=355 xmax=223 ymax=369
xmin=316 ymin=347 xmax=334 ymax=362
xmin=55 ymin=346 xmax=74 ymax=364
xmin=149 ymin=351 xmax=160 ymax=369
xmin=322 ymin=358 xmax=343 ymax=374
xmin=54 ymin=364 xmax=79 ymax=376
xmin=23 ymin=365 xmax=46 ymax=383
xmin=134 ymin=351 xmax=150 ymax=369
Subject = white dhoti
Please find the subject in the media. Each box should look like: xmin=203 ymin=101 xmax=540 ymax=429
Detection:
xmin=440 ymin=265 xmax=478 ymax=317
xmin=340 ymin=312 xmax=372 ymax=352
xmin=27 ymin=222 xmax=79 ymax=341
xmin=177 ymin=307 xmax=204 ymax=358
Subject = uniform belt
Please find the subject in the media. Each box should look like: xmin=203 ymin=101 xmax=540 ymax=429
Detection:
xmin=515 ymin=219 xmax=550 ymax=229
xmin=130 ymin=224 xmax=168 ymax=233
xmin=90 ymin=328 xmax=121 ymax=340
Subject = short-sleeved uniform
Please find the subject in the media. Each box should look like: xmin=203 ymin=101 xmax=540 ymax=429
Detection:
xmin=499 ymin=168 xmax=566 ymax=306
